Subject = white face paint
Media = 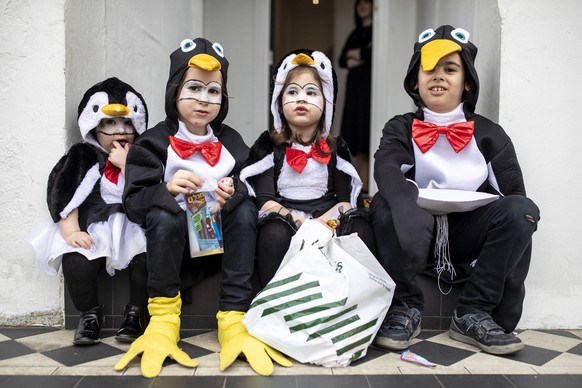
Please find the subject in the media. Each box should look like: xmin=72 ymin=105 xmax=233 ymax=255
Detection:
xmin=178 ymin=79 xmax=223 ymax=105
xmin=96 ymin=117 xmax=136 ymax=136
xmin=282 ymin=82 xmax=324 ymax=111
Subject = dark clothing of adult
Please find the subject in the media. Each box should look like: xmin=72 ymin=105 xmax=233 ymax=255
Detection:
xmin=339 ymin=25 xmax=372 ymax=155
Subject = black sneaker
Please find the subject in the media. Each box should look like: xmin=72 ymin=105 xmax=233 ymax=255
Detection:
xmin=374 ymin=302 xmax=421 ymax=350
xmin=449 ymin=309 xmax=524 ymax=355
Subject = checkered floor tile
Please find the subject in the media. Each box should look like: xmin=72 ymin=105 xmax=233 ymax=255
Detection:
xmin=0 ymin=327 xmax=581 ymax=387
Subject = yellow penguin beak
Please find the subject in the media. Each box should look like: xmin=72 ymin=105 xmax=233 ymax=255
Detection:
xmin=101 ymin=104 xmax=131 ymax=116
xmin=291 ymin=53 xmax=316 ymax=66
xmin=188 ymin=54 xmax=222 ymax=71
xmin=420 ymin=40 xmax=462 ymax=71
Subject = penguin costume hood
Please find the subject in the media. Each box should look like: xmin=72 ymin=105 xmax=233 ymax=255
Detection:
xmin=77 ymin=77 xmax=148 ymax=149
xmin=404 ymin=25 xmax=479 ymax=113
xmin=271 ymin=49 xmax=337 ymax=138
xmin=165 ymin=37 xmax=229 ymax=129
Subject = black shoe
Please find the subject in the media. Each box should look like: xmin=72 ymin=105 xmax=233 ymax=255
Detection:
xmin=115 ymin=304 xmax=145 ymax=343
xmin=373 ymin=302 xmax=421 ymax=351
xmin=449 ymin=309 xmax=524 ymax=355
xmin=73 ymin=305 xmax=104 ymax=346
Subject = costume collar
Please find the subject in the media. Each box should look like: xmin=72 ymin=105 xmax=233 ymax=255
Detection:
xmin=176 ymin=121 xmax=217 ymax=143
xmin=422 ymin=103 xmax=466 ymax=126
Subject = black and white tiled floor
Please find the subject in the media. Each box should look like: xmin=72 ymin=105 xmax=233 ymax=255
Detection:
xmin=1 ymin=327 xmax=581 ymax=387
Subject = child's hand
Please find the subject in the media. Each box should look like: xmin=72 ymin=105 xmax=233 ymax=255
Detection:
xmin=64 ymin=231 xmax=94 ymax=250
xmin=108 ymin=141 xmax=130 ymax=169
xmin=166 ymin=169 xmax=204 ymax=197
xmin=215 ymin=177 xmax=235 ymax=209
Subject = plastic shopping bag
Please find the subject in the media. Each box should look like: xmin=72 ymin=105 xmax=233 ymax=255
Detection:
xmin=243 ymin=219 xmax=395 ymax=367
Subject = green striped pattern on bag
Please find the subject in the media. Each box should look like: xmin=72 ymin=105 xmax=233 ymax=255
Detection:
xmin=250 ymin=271 xmax=378 ymax=358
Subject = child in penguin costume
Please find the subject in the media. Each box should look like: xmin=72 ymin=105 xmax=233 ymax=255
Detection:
xmin=27 ymin=77 xmax=149 ymax=345
xmin=370 ymin=25 xmax=540 ymax=355
xmin=115 ymin=38 xmax=291 ymax=378
xmin=240 ymin=49 xmax=376 ymax=288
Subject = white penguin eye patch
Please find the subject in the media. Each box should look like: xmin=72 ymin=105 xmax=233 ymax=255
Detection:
xmin=282 ymin=83 xmax=324 ymax=111
xmin=178 ymin=79 xmax=223 ymax=105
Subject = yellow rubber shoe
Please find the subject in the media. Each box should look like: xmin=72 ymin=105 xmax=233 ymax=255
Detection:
xmin=217 ymin=310 xmax=292 ymax=376
xmin=114 ymin=293 xmax=199 ymax=378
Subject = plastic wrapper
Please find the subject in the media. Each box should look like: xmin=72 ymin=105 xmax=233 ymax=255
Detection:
xmin=185 ymin=180 xmax=223 ymax=258
xmin=400 ymin=350 xmax=437 ymax=367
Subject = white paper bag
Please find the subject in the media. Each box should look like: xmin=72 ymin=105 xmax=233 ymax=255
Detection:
xmin=243 ymin=219 xmax=395 ymax=367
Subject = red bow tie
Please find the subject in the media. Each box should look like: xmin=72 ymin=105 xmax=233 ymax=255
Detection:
xmin=169 ymin=136 xmax=222 ymax=166
xmin=286 ymin=139 xmax=331 ymax=173
xmin=103 ymin=161 xmax=121 ymax=184
xmin=412 ymin=118 xmax=475 ymax=153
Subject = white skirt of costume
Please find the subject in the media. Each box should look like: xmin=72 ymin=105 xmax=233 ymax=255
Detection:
xmin=26 ymin=213 xmax=146 ymax=276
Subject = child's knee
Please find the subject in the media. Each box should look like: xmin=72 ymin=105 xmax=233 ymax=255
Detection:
xmin=226 ymin=199 xmax=257 ymax=226
xmin=504 ymin=196 xmax=539 ymax=225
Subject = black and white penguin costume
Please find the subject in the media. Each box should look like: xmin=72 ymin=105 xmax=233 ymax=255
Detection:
xmin=371 ymin=25 xmax=539 ymax=331
xmin=27 ymin=77 xmax=149 ymax=276
xmin=122 ymin=38 xmax=255 ymax=310
xmin=240 ymin=49 xmax=362 ymax=218
xmin=123 ymin=38 xmax=249 ymax=224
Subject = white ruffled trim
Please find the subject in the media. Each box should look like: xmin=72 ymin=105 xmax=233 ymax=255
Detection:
xmin=336 ymin=155 xmax=362 ymax=208
xmin=59 ymin=163 xmax=101 ymax=219
xmin=239 ymin=153 xmax=274 ymax=197
xmin=278 ymin=154 xmax=328 ymax=200
xmin=25 ymin=213 xmax=146 ymax=276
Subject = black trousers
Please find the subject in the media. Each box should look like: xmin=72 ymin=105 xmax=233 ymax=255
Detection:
xmin=256 ymin=211 xmax=377 ymax=288
xmin=62 ymin=252 xmax=148 ymax=313
xmin=370 ymin=194 xmax=539 ymax=332
xmin=145 ymin=199 xmax=257 ymax=312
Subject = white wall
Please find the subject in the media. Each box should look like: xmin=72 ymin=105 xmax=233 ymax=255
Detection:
xmin=498 ymin=0 xmax=582 ymax=328
xmin=203 ymin=0 xmax=270 ymax=146
xmin=0 ymin=0 xmax=203 ymax=326
xmin=0 ymin=0 xmax=67 ymax=326
xmin=65 ymin=0 xmax=204 ymax=145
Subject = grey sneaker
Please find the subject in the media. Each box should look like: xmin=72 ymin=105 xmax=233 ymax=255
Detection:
xmin=374 ymin=302 xmax=421 ymax=351
xmin=449 ymin=309 xmax=524 ymax=355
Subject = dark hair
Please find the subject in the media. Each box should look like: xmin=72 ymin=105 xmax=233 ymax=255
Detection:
xmin=271 ymin=66 xmax=334 ymax=155
xmin=354 ymin=0 xmax=373 ymax=29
